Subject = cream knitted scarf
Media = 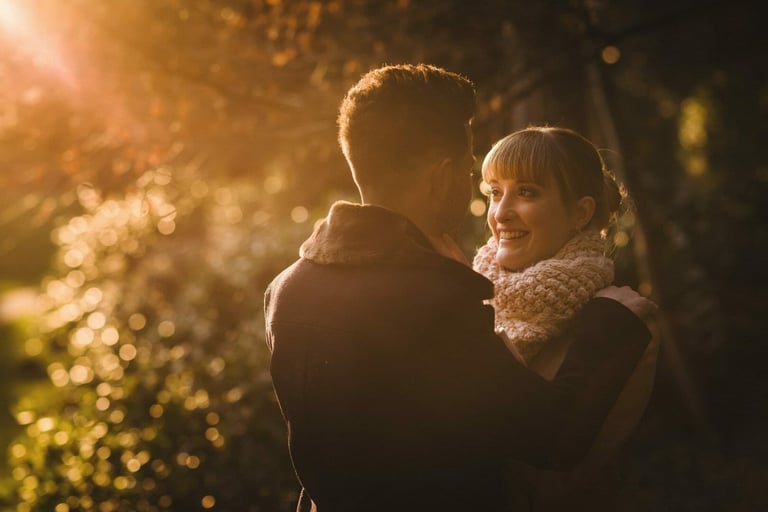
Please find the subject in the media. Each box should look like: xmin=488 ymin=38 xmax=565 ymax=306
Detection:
xmin=472 ymin=231 xmax=614 ymax=365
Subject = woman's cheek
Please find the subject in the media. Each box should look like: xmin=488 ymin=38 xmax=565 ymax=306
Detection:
xmin=486 ymin=204 xmax=496 ymax=232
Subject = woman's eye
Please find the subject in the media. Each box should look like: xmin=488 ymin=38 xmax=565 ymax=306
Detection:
xmin=489 ymin=188 xmax=501 ymax=199
xmin=518 ymin=187 xmax=536 ymax=197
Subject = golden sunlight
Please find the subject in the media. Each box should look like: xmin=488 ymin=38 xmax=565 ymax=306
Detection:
xmin=0 ymin=0 xmax=78 ymax=87
xmin=0 ymin=0 xmax=26 ymax=32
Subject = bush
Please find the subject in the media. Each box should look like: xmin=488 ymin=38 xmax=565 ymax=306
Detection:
xmin=9 ymin=169 xmax=302 ymax=511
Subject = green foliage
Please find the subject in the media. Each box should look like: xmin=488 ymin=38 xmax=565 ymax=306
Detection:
xmin=9 ymin=170 xmax=301 ymax=511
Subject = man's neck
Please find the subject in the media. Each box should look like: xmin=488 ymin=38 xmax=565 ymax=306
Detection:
xmin=359 ymin=193 xmax=467 ymax=265
xmin=361 ymin=192 xmax=435 ymax=236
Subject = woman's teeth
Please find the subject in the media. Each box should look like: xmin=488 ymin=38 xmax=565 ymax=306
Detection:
xmin=499 ymin=231 xmax=527 ymax=240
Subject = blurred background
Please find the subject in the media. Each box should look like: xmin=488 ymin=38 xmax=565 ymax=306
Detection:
xmin=0 ymin=0 xmax=766 ymax=510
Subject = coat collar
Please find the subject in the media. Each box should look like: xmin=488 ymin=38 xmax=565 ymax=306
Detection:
xmin=300 ymin=201 xmax=435 ymax=265
xmin=299 ymin=201 xmax=494 ymax=298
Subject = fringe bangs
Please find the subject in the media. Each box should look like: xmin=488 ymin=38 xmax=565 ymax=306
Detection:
xmin=481 ymin=131 xmax=561 ymax=188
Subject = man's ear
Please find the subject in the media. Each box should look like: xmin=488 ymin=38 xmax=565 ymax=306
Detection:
xmin=573 ymin=196 xmax=596 ymax=230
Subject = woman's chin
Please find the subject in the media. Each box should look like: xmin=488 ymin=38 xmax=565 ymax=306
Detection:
xmin=495 ymin=249 xmax=527 ymax=272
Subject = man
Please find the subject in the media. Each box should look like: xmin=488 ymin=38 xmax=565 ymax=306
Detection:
xmin=264 ymin=64 xmax=654 ymax=511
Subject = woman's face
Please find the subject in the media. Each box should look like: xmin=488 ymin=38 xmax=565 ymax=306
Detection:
xmin=486 ymin=175 xmax=583 ymax=271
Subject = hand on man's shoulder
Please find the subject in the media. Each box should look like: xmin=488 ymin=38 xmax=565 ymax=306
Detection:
xmin=595 ymin=285 xmax=658 ymax=323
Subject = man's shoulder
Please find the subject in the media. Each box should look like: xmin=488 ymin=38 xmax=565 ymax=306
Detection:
xmin=271 ymin=252 xmax=489 ymax=289
xmin=264 ymin=258 xmax=305 ymax=315
xmin=266 ymin=258 xmax=302 ymax=288
xmin=265 ymin=256 xmax=493 ymax=325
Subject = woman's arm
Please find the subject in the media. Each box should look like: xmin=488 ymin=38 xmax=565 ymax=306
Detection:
xmin=520 ymin=298 xmax=651 ymax=469
xmin=436 ymin=296 xmax=651 ymax=471
xmin=526 ymin=286 xmax=657 ymax=382
xmin=523 ymin=298 xmax=660 ymax=472
xmin=576 ymin=317 xmax=660 ymax=472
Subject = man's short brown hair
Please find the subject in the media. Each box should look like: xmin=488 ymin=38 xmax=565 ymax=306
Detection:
xmin=338 ymin=64 xmax=475 ymax=194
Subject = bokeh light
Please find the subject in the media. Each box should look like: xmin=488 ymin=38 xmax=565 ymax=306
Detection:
xmin=469 ymin=198 xmax=487 ymax=217
xmin=613 ymin=231 xmax=630 ymax=248
xmin=291 ymin=206 xmax=309 ymax=223
xmin=601 ymin=45 xmax=621 ymax=64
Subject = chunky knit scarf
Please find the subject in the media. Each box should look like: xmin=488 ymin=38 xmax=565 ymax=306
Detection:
xmin=472 ymin=231 xmax=614 ymax=365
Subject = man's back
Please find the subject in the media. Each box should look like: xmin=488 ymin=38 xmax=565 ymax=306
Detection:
xmin=267 ymin=259 xmax=505 ymax=509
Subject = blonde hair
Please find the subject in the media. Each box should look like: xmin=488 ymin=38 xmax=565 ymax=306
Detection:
xmin=481 ymin=126 xmax=625 ymax=231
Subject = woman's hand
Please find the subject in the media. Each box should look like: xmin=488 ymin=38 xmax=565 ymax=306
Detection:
xmin=595 ymin=285 xmax=658 ymax=322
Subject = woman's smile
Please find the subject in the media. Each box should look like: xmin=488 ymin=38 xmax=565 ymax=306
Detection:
xmin=498 ymin=230 xmax=528 ymax=240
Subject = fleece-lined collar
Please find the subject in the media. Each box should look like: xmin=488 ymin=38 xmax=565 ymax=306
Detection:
xmin=300 ymin=201 xmax=434 ymax=265
xmin=299 ymin=201 xmax=493 ymax=297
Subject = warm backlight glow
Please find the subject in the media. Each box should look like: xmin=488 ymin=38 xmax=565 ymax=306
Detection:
xmin=0 ymin=0 xmax=25 ymax=31
xmin=0 ymin=0 xmax=77 ymax=87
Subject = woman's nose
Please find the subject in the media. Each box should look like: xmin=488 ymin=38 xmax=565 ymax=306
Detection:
xmin=494 ymin=196 xmax=516 ymax=222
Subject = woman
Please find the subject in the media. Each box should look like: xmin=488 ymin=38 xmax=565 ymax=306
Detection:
xmin=472 ymin=126 xmax=659 ymax=510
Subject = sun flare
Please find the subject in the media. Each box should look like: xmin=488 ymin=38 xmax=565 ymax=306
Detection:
xmin=0 ymin=0 xmax=78 ymax=87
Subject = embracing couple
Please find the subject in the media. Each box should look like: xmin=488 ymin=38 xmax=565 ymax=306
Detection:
xmin=265 ymin=64 xmax=659 ymax=512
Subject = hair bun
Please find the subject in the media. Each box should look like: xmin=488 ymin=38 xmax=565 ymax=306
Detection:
xmin=596 ymin=168 xmax=632 ymax=236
